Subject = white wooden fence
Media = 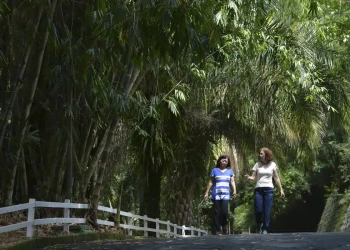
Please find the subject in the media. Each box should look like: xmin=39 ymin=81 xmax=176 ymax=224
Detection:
xmin=0 ymin=199 xmax=207 ymax=238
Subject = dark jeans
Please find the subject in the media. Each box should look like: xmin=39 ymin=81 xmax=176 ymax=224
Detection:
xmin=213 ymin=200 xmax=229 ymax=232
xmin=254 ymin=187 xmax=274 ymax=232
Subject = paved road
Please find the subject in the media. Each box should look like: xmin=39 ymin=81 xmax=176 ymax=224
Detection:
xmin=46 ymin=233 xmax=350 ymax=250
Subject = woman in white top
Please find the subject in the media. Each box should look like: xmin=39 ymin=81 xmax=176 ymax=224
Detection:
xmin=244 ymin=148 xmax=285 ymax=234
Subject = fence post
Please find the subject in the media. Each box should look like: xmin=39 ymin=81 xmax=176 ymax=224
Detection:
xmin=63 ymin=199 xmax=70 ymax=233
xmin=191 ymin=226 xmax=194 ymax=236
xmin=166 ymin=220 xmax=170 ymax=238
xmin=26 ymin=198 xmax=35 ymax=238
xmin=156 ymin=218 xmax=159 ymax=238
xmin=173 ymin=224 xmax=177 ymax=238
xmin=182 ymin=225 xmax=185 ymax=236
xmin=128 ymin=217 xmax=133 ymax=236
xmin=143 ymin=215 xmax=148 ymax=237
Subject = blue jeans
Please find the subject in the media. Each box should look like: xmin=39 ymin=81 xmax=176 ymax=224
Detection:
xmin=254 ymin=187 xmax=274 ymax=232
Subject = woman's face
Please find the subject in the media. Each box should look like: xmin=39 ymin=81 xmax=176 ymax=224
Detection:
xmin=220 ymin=157 xmax=228 ymax=168
xmin=259 ymin=150 xmax=266 ymax=161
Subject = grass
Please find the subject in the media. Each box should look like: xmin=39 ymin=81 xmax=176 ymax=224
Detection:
xmin=4 ymin=232 xmax=134 ymax=250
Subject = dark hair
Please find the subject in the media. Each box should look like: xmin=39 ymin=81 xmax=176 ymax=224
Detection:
xmin=215 ymin=155 xmax=231 ymax=168
xmin=260 ymin=148 xmax=273 ymax=162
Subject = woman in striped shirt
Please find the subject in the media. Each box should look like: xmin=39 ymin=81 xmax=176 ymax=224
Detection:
xmin=204 ymin=155 xmax=237 ymax=235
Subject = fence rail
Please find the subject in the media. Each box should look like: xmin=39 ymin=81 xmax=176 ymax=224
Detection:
xmin=0 ymin=199 xmax=208 ymax=238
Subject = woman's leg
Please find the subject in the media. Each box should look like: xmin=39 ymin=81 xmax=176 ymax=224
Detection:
xmin=213 ymin=200 xmax=221 ymax=233
xmin=220 ymin=200 xmax=229 ymax=233
xmin=254 ymin=188 xmax=263 ymax=233
xmin=262 ymin=188 xmax=274 ymax=232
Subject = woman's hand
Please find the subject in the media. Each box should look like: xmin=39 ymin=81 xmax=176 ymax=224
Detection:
xmin=245 ymin=171 xmax=256 ymax=181
xmin=204 ymin=179 xmax=213 ymax=201
xmin=232 ymin=192 xmax=237 ymax=198
xmin=280 ymin=190 xmax=285 ymax=198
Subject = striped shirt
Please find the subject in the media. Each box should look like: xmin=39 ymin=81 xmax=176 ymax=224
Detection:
xmin=211 ymin=168 xmax=234 ymax=200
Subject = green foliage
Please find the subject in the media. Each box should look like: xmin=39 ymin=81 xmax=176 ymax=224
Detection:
xmin=318 ymin=190 xmax=349 ymax=232
xmin=272 ymin=167 xmax=311 ymax=214
xmin=317 ymin=131 xmax=350 ymax=192
xmin=340 ymin=190 xmax=350 ymax=205
xmin=195 ymin=0 xmax=347 ymax=168
xmin=233 ymin=203 xmax=255 ymax=233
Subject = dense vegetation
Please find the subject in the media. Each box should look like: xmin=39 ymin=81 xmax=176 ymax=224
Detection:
xmin=1 ymin=0 xmax=350 ymax=233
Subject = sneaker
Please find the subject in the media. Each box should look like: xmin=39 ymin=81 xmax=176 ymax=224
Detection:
xmin=256 ymin=223 xmax=263 ymax=234
xmin=262 ymin=230 xmax=268 ymax=234
xmin=216 ymin=231 xmax=222 ymax=235
xmin=222 ymin=226 xmax=228 ymax=235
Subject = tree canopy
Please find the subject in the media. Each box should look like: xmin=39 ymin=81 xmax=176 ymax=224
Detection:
xmin=1 ymin=0 xmax=350 ymax=233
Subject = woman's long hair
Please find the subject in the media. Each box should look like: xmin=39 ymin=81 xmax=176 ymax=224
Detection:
xmin=215 ymin=154 xmax=231 ymax=168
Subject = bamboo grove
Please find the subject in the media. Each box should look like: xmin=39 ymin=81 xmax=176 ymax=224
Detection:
xmin=1 ymin=0 xmax=350 ymax=231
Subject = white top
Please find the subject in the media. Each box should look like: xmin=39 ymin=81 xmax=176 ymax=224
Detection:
xmin=252 ymin=161 xmax=277 ymax=188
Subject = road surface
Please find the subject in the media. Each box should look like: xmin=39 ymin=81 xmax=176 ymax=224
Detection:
xmin=45 ymin=232 xmax=350 ymax=250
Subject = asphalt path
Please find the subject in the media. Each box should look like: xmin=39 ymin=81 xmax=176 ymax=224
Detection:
xmin=45 ymin=232 xmax=350 ymax=250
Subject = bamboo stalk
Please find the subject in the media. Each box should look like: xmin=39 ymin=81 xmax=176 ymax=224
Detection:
xmin=19 ymin=148 xmax=28 ymax=203
xmin=115 ymin=182 xmax=123 ymax=228
xmin=65 ymin=86 xmax=74 ymax=200
xmin=4 ymin=0 xmax=58 ymax=206
xmin=43 ymin=137 xmax=65 ymax=199
xmin=0 ymin=7 xmax=44 ymax=152
xmin=80 ymin=120 xmax=93 ymax=164
xmin=80 ymin=129 xmax=107 ymax=199
xmin=53 ymin=140 xmax=68 ymax=201
xmin=130 ymin=71 xmax=146 ymax=95
xmin=89 ymin=117 xmax=119 ymax=228
xmin=83 ymin=121 xmax=97 ymax=167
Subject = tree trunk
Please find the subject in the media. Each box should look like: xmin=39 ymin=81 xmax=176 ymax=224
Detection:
xmin=4 ymin=0 xmax=58 ymax=206
xmin=53 ymin=140 xmax=68 ymax=201
xmin=42 ymin=137 xmax=63 ymax=200
xmin=173 ymin=189 xmax=194 ymax=227
xmin=79 ymin=120 xmax=93 ymax=163
xmin=86 ymin=4 xmax=146 ymax=223
xmin=0 ymin=7 xmax=44 ymax=152
xmin=19 ymin=148 xmax=28 ymax=203
xmin=227 ymin=144 xmax=239 ymax=180
xmin=83 ymin=122 xmax=96 ymax=168
xmin=88 ymin=117 xmax=119 ymax=228
xmin=87 ymin=68 xmax=146 ymax=226
xmin=130 ymin=71 xmax=146 ymax=94
xmin=115 ymin=182 xmax=123 ymax=228
xmin=72 ymin=147 xmax=82 ymax=201
xmin=65 ymin=88 xmax=74 ymax=200
xmin=144 ymin=166 xmax=163 ymax=237
xmin=80 ymin=129 xmax=107 ymax=201
xmin=27 ymin=146 xmax=41 ymax=188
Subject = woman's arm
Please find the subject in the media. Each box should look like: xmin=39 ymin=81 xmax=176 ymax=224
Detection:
xmin=244 ymin=170 xmax=257 ymax=180
xmin=204 ymin=178 xmax=214 ymax=200
xmin=230 ymin=176 xmax=237 ymax=198
xmin=273 ymin=170 xmax=285 ymax=197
